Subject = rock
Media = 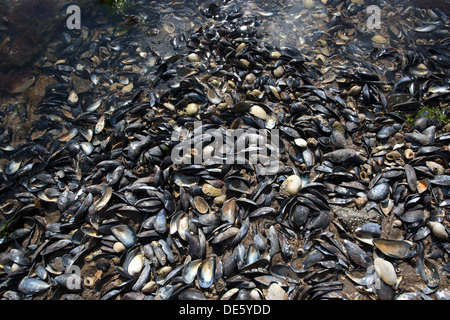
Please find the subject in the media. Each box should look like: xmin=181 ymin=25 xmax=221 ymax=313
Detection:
xmin=273 ymin=65 xmax=284 ymax=78
xmin=127 ymin=254 xmax=144 ymax=276
xmin=303 ymin=0 xmax=315 ymax=9
xmin=186 ymin=103 xmax=199 ymax=115
xmin=264 ymin=282 xmax=288 ymax=300
xmin=113 ymin=242 xmax=126 ymax=253
xmin=71 ymin=72 xmax=90 ymax=94
xmin=332 ymin=205 xmax=381 ymax=233
xmin=279 ymin=175 xmax=302 ymax=197
xmin=187 ymin=53 xmax=200 ymax=62
xmin=122 ymin=83 xmax=134 ymax=94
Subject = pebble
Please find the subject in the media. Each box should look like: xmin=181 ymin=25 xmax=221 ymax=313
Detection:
xmin=273 ymin=65 xmax=284 ymax=78
xmin=122 ymin=83 xmax=134 ymax=93
xmin=279 ymin=175 xmax=302 ymax=197
xmin=187 ymin=53 xmax=200 ymax=62
xmin=270 ymin=51 xmax=281 ymax=59
xmin=127 ymin=254 xmax=144 ymax=276
xmin=264 ymin=283 xmax=288 ymax=300
xmin=303 ymin=0 xmax=315 ymax=8
xmin=186 ymin=103 xmax=199 ymax=115
xmin=250 ymin=105 xmax=267 ymax=120
xmin=113 ymin=241 xmax=126 ymax=253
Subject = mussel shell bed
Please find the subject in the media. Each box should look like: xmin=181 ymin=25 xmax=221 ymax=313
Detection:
xmin=0 ymin=0 xmax=449 ymax=302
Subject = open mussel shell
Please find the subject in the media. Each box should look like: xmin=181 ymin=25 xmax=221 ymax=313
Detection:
xmin=81 ymin=226 xmax=102 ymax=238
xmin=193 ymin=196 xmax=210 ymax=214
xmin=176 ymin=212 xmax=190 ymax=241
xmin=417 ymin=178 xmax=430 ymax=194
xmin=221 ymin=198 xmax=236 ymax=224
xmin=197 ymin=257 xmax=216 ymax=289
xmin=182 ymin=259 xmax=202 ymax=284
xmin=419 ymin=258 xmax=440 ymax=294
xmin=225 ymin=176 xmax=251 ymax=194
xmin=110 ymin=224 xmax=136 ymax=248
xmin=202 ymin=183 xmax=222 ymax=197
xmin=380 ymin=199 xmax=394 ymax=215
xmin=123 ymin=247 xmax=144 ymax=277
xmin=249 ymin=105 xmax=267 ymax=120
xmin=0 ymin=199 xmax=20 ymax=216
xmin=269 ymin=264 xmax=300 ymax=284
xmin=354 ymin=223 xmax=381 ymax=245
xmin=173 ymin=173 xmax=200 ymax=187
xmin=373 ymin=239 xmax=416 ymax=259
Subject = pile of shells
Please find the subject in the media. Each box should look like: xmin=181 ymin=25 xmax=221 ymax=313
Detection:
xmin=0 ymin=0 xmax=449 ymax=300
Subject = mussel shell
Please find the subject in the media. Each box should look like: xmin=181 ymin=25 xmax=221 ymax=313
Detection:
xmin=430 ymin=175 xmax=450 ymax=186
xmin=182 ymin=259 xmax=202 ymax=284
xmin=154 ymin=209 xmax=168 ymax=234
xmin=225 ymin=176 xmax=251 ymax=194
xmin=81 ymin=226 xmax=102 ymax=238
xmin=367 ymin=182 xmax=390 ymax=201
xmin=110 ymin=224 xmax=136 ymax=248
xmin=202 ymin=183 xmax=222 ymax=197
xmin=18 ymin=277 xmax=51 ymax=295
xmin=197 ymin=257 xmax=215 ymax=288
xmin=417 ymin=178 xmax=429 ymax=194
xmin=290 ymin=204 xmax=310 ymax=229
xmin=173 ymin=173 xmax=200 ymax=187
xmin=399 ymin=209 xmax=425 ymax=224
xmin=221 ymin=198 xmax=236 ymax=224
xmin=8 ymin=249 xmax=31 ymax=266
xmin=211 ymin=226 xmax=240 ymax=244
xmin=354 ymin=223 xmax=381 ymax=245
xmin=269 ymin=264 xmax=300 ymax=283
xmin=404 ymin=164 xmax=418 ymax=192
xmin=244 ymin=244 xmax=261 ymax=266
xmin=124 ymin=248 xmax=144 ymax=277
xmin=193 ymin=196 xmax=209 ymax=214
xmin=343 ymin=239 xmax=372 ymax=268
xmin=373 ymin=239 xmax=416 ymax=259
xmin=419 ymin=258 xmax=440 ymax=292
xmin=177 ymin=287 xmax=207 ymax=300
